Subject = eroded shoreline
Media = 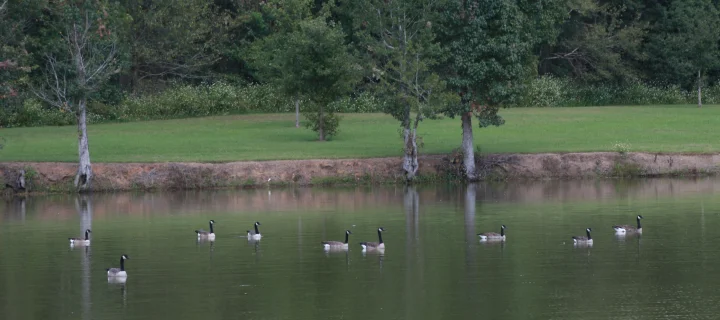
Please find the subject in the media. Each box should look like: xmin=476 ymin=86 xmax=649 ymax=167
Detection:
xmin=2 ymin=152 xmax=719 ymax=193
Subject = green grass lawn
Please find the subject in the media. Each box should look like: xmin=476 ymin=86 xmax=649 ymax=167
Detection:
xmin=1 ymin=105 xmax=718 ymax=162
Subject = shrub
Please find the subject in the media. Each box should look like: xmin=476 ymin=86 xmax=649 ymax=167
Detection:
xmin=10 ymin=99 xmax=74 ymax=127
xmin=521 ymin=75 xmax=570 ymax=107
xmin=304 ymin=111 xmax=341 ymax=139
xmin=328 ymin=92 xmax=386 ymax=113
xmin=515 ymin=76 xmax=717 ymax=107
xmin=6 ymin=78 xmax=720 ymax=128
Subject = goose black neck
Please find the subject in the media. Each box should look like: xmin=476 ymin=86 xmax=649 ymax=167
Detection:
xmin=254 ymin=224 xmax=260 ymax=235
xmin=344 ymin=232 xmax=349 ymax=244
xmin=586 ymin=229 xmax=592 ymax=240
xmin=120 ymin=257 xmax=125 ymax=271
xmin=637 ymin=217 xmax=642 ymax=229
xmin=84 ymin=230 xmax=90 ymax=240
xmin=500 ymin=228 xmax=505 ymax=237
xmin=377 ymin=230 xmax=383 ymax=244
xmin=209 ymin=222 xmax=214 ymax=234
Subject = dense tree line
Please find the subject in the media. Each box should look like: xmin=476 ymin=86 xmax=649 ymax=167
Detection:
xmin=2 ymin=0 xmax=720 ymax=188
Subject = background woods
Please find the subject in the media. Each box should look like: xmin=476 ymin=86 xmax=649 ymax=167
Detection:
xmin=2 ymin=0 xmax=720 ymax=129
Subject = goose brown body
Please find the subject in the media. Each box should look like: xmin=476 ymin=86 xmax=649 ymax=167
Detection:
xmin=478 ymin=225 xmax=506 ymax=241
xmin=322 ymin=230 xmax=352 ymax=250
xmin=613 ymin=215 xmax=643 ymax=233
xmin=195 ymin=220 xmax=216 ymax=240
xmin=572 ymin=228 xmax=594 ymax=244
xmin=69 ymin=229 xmax=92 ymax=246
xmin=360 ymin=227 xmax=385 ymax=250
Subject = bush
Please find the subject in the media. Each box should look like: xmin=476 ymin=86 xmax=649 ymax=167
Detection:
xmin=520 ymin=75 xmax=571 ymax=107
xmin=515 ymin=76 xmax=717 ymax=107
xmin=119 ymin=82 xmax=252 ymax=120
xmin=7 ymin=78 xmax=720 ymax=128
xmin=328 ymin=92 xmax=386 ymax=113
xmin=304 ymin=111 xmax=341 ymax=139
xmin=5 ymin=99 xmax=74 ymax=127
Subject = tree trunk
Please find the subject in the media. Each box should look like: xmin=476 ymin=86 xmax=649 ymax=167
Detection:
xmin=461 ymin=112 xmax=477 ymax=181
xmin=16 ymin=169 xmax=25 ymax=190
xmin=698 ymin=69 xmax=702 ymax=108
xmin=402 ymin=125 xmax=419 ymax=181
xmin=132 ymin=65 xmax=139 ymax=95
xmin=294 ymin=98 xmax=300 ymax=128
xmin=75 ymin=99 xmax=93 ymax=192
xmin=318 ymin=104 xmax=325 ymax=141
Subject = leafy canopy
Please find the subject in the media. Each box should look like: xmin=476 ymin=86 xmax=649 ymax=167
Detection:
xmin=437 ymin=0 xmax=565 ymax=126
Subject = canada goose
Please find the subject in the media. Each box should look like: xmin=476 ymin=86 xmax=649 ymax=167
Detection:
xmin=613 ymin=215 xmax=643 ymax=233
xmin=360 ymin=227 xmax=385 ymax=250
xmin=322 ymin=230 xmax=352 ymax=250
xmin=478 ymin=225 xmax=506 ymax=241
xmin=572 ymin=228 xmax=593 ymax=244
xmin=195 ymin=220 xmax=215 ymax=241
xmin=106 ymin=254 xmax=129 ymax=278
xmin=69 ymin=229 xmax=92 ymax=246
xmin=247 ymin=221 xmax=262 ymax=240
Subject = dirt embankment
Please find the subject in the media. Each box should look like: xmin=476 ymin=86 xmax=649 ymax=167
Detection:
xmin=1 ymin=152 xmax=719 ymax=193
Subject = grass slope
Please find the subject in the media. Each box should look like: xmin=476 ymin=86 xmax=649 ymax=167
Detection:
xmin=0 ymin=105 xmax=718 ymax=162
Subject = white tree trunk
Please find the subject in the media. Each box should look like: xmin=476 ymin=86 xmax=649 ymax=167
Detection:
xmin=75 ymin=99 xmax=92 ymax=191
xmin=402 ymin=126 xmax=419 ymax=181
xmin=698 ymin=69 xmax=702 ymax=108
xmin=461 ymin=112 xmax=477 ymax=181
xmin=294 ymin=98 xmax=300 ymax=128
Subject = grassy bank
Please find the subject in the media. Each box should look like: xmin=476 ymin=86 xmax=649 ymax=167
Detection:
xmin=1 ymin=105 xmax=718 ymax=163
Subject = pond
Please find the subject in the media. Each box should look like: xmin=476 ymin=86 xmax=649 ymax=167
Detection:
xmin=1 ymin=178 xmax=720 ymax=320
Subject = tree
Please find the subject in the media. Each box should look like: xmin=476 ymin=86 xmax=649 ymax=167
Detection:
xmin=539 ymin=1 xmax=648 ymax=83
xmin=345 ymin=0 xmax=456 ymax=181
xmin=248 ymin=17 xmax=359 ymax=141
xmin=0 ymin=0 xmax=15 ymax=101
xmin=34 ymin=1 xmax=121 ymax=192
xmin=119 ymin=0 xmax=220 ymax=93
xmin=646 ymin=0 xmax=720 ymax=108
xmin=437 ymin=0 xmax=564 ymax=180
xmin=0 ymin=0 xmax=29 ymax=104
xmin=245 ymin=0 xmax=314 ymax=128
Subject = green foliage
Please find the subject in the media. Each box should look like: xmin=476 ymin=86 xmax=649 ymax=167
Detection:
xmin=437 ymin=0 xmax=565 ymax=127
xmin=249 ymin=16 xmax=359 ymax=140
xmin=517 ymin=76 xmax=720 ymax=107
xmin=119 ymin=0 xmax=221 ymax=92
xmin=1 ymin=83 xmax=391 ymax=127
xmin=118 ymin=82 xmax=281 ymax=120
xmin=327 ymin=92 xmax=386 ymax=113
xmin=31 ymin=0 xmax=122 ymax=115
xmin=612 ymin=142 xmax=631 ymax=158
xmin=13 ymin=98 xmax=75 ymax=127
xmin=646 ymin=0 xmax=720 ymax=89
xmin=303 ymin=112 xmax=341 ymax=139
xmin=539 ymin=1 xmax=648 ymax=82
xmin=345 ymin=0 xmax=455 ymax=129
xmin=0 ymin=0 xmax=35 ymax=111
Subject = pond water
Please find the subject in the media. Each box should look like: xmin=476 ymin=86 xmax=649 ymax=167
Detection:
xmin=2 ymin=178 xmax=720 ymax=320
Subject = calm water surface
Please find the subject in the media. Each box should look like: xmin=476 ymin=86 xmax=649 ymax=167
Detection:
xmin=2 ymin=178 xmax=720 ymax=319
